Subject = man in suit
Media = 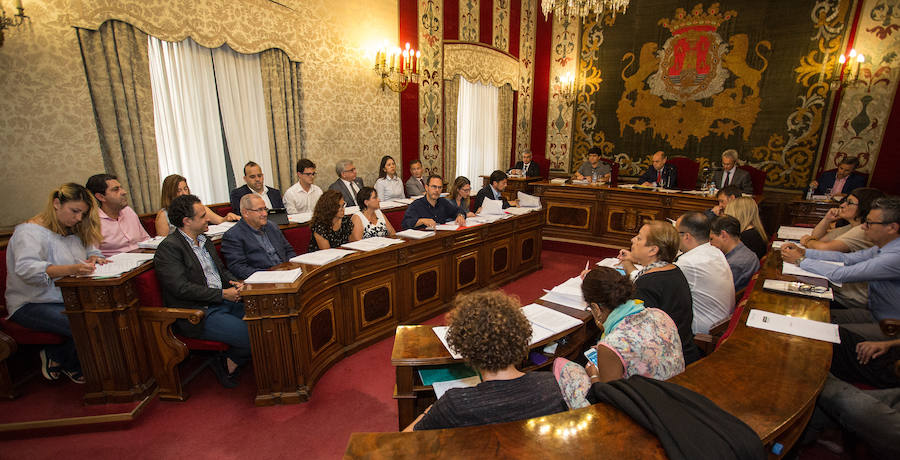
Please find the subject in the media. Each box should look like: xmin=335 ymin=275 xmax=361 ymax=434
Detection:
xmin=712 ymin=149 xmax=754 ymax=194
xmin=405 ymin=159 xmax=427 ymax=197
xmin=154 ymin=194 xmax=250 ymax=388
xmin=473 ymin=170 xmax=518 ymax=212
xmin=328 ymin=159 xmax=364 ymax=206
xmin=221 ymin=194 xmax=296 ymax=279
xmin=638 ymin=151 xmax=678 ymax=188
xmin=229 ymin=161 xmax=284 ymax=212
xmin=508 ymin=150 xmax=541 ymax=178
xmin=810 ymin=156 xmax=866 ymax=198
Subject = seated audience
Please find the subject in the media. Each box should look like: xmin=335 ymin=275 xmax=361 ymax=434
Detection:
xmin=5 ymin=183 xmax=105 ymax=383
xmin=308 ymin=190 xmax=353 ymax=252
xmin=156 ymin=174 xmax=238 ymax=236
xmin=400 ymin=175 xmax=467 ymax=230
xmin=713 ymin=149 xmax=754 ymax=194
xmin=638 ymin=151 xmax=677 ymax=189
xmin=703 ymin=185 xmax=742 ymax=220
xmin=373 ymin=155 xmax=405 ymax=203
xmin=810 ymin=156 xmax=866 ymax=198
xmin=800 ymin=187 xmax=884 ymax=252
xmin=508 ymin=149 xmax=541 ymax=178
xmin=554 ymin=267 xmax=684 ymax=408
xmin=405 ymin=159 xmax=426 ymax=197
xmin=229 ymin=161 xmax=284 ymax=212
xmin=709 ymin=215 xmax=760 ymax=293
xmin=154 ymin=194 xmax=250 ymax=388
xmin=473 ymin=170 xmax=518 ymax=212
xmin=448 ymin=176 xmax=476 ymax=217
xmin=85 ymin=173 xmax=150 ymax=256
xmin=674 ymin=212 xmax=736 ymax=334
xmin=350 ymin=187 xmax=396 ymax=241
xmin=221 ymin=194 xmax=296 ymax=279
xmin=283 ymin=158 xmax=323 ymax=214
xmin=781 ymin=197 xmax=900 ymax=340
xmin=573 ymin=146 xmax=611 ymax=183
xmin=617 ymin=221 xmax=702 ymax=364
xmin=328 ymin=159 xmax=364 ymax=207
xmin=407 ymin=290 xmax=567 ymax=431
xmin=724 ymin=197 xmax=768 ymax=259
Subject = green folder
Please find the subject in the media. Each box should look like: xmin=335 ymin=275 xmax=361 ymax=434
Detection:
xmin=417 ymin=363 xmax=479 ymax=386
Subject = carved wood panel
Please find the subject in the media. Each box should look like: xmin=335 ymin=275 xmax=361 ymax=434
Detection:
xmin=348 ymin=272 xmax=398 ymax=344
xmin=454 ymin=249 xmax=480 ymax=291
xmin=546 ymin=202 xmax=592 ymax=229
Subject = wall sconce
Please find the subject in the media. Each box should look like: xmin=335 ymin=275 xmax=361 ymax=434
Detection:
xmin=0 ymin=0 xmax=28 ymax=47
xmin=555 ymin=72 xmax=576 ymax=105
xmin=827 ymin=48 xmax=866 ymax=90
xmin=374 ymin=40 xmax=419 ymax=93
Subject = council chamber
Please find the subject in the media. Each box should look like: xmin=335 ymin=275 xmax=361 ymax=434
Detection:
xmin=1 ymin=0 xmax=899 ymax=459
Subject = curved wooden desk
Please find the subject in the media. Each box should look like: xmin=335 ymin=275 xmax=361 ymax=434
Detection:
xmin=344 ymin=251 xmax=832 ymax=458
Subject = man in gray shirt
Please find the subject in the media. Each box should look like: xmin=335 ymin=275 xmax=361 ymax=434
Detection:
xmin=573 ymin=147 xmax=611 ymax=183
xmin=709 ymin=215 xmax=760 ymax=292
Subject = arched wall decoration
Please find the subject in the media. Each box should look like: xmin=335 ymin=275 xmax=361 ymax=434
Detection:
xmin=442 ymin=43 xmax=519 ymax=90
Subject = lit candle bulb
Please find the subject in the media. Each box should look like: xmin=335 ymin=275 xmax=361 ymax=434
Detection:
xmin=856 ymin=53 xmax=865 ymax=81
xmin=849 ymin=49 xmax=857 ymax=58
xmin=15 ymin=0 xmax=23 ymax=10
xmin=415 ymin=50 xmax=420 ymax=74
xmin=838 ymin=54 xmax=846 ymax=81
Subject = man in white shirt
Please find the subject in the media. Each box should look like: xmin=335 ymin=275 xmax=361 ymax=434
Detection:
xmin=284 ymin=158 xmax=323 ymax=214
xmin=328 ymin=159 xmax=364 ymax=207
xmin=674 ymin=212 xmax=736 ymax=334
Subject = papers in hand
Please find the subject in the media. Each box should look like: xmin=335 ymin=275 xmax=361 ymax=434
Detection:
xmin=539 ymin=276 xmax=587 ymax=310
xmin=243 ymin=267 xmax=303 ymax=284
xmin=288 ymin=212 xmax=312 ymax=224
xmin=137 ymin=236 xmax=165 ymax=249
xmin=480 ymin=198 xmax=504 ymax=215
xmin=206 ymin=221 xmax=237 ymax=236
xmin=772 ymin=240 xmax=804 ymax=250
xmin=763 ymin=279 xmax=833 ymax=300
xmin=396 ymin=229 xmax=435 ymax=239
xmin=89 ymin=252 xmax=155 ymax=278
xmin=777 ymin=226 xmax=814 ymax=240
xmin=746 ymin=309 xmax=840 ymax=343
xmin=341 ymin=237 xmax=404 ymax=251
xmin=289 ymin=248 xmax=356 ymax=265
xmin=521 ymin=303 xmax=583 ymax=345
xmin=782 ymin=261 xmax=843 ymax=287
xmin=432 ymin=326 xmax=462 ymax=359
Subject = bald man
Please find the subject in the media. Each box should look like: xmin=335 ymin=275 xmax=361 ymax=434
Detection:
xmin=638 ymin=151 xmax=678 ymax=189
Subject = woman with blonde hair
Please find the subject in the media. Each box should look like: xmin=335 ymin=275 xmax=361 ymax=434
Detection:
xmin=447 ymin=176 xmax=476 ymax=217
xmin=5 ymin=183 xmax=106 ymax=383
xmin=725 ymin=196 xmax=767 ymax=259
xmin=155 ymin=174 xmax=239 ymax=236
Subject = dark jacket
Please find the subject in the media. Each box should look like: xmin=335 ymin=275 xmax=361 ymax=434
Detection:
xmin=510 ymin=161 xmax=541 ymax=177
xmin=401 ymin=197 xmax=465 ymax=230
xmin=638 ymin=163 xmax=678 ymax=189
xmin=153 ymin=230 xmax=239 ymax=309
xmin=713 ymin=168 xmax=755 ymax=195
xmin=229 ymin=184 xmax=284 ymax=213
xmin=473 ymin=185 xmax=511 ymax=211
xmin=328 ymin=178 xmax=365 ymax=207
xmin=221 ymin=220 xmax=296 ymax=279
xmin=814 ymin=170 xmax=866 ymax=196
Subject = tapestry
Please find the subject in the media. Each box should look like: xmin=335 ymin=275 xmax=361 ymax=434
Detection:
xmin=574 ymin=0 xmax=855 ymax=189
xmin=545 ymin=14 xmax=580 ymax=170
xmin=494 ymin=0 xmax=511 ymax=52
xmin=419 ymin=0 xmax=445 ymax=176
xmin=516 ymin=0 xmax=538 ymax=158
xmin=460 ymin=0 xmax=480 ymax=41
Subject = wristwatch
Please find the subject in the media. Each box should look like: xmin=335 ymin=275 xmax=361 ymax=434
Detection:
xmin=795 ymin=256 xmax=805 ymax=265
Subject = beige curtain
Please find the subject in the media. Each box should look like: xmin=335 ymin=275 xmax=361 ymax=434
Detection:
xmin=77 ymin=21 xmax=159 ymax=213
xmin=498 ymin=84 xmax=514 ymax=171
xmin=443 ymin=77 xmax=460 ymax=179
xmin=259 ymin=49 xmax=303 ymax=192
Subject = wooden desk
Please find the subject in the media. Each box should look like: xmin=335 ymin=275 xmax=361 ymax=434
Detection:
xmin=241 ymin=210 xmax=545 ymax=406
xmin=788 ymin=199 xmax=836 ymax=226
xmin=344 ymin=251 xmax=831 ymax=459
xmin=531 ymin=182 xmax=717 ymax=247
xmin=391 ymin=301 xmax=594 ymax=429
xmin=480 ymin=176 xmax=542 ymax=203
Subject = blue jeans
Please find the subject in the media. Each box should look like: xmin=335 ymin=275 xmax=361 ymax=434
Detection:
xmin=9 ymin=302 xmax=81 ymax=372
xmin=174 ymin=300 xmax=251 ymax=366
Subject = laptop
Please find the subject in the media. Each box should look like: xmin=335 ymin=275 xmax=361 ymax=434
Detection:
xmin=267 ymin=208 xmax=289 ymax=226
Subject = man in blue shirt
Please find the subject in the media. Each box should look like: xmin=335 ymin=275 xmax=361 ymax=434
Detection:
xmin=781 ymin=197 xmax=900 ymax=340
xmin=401 ymin=175 xmax=467 ymax=230
xmin=473 ymin=170 xmax=518 ymax=211
xmin=709 ymin=215 xmax=759 ymax=292
xmin=222 ymin=194 xmax=296 ymax=279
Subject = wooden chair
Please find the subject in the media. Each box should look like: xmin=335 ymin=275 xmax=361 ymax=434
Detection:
xmin=598 ymin=158 xmax=619 ymax=187
xmin=738 ymin=164 xmax=766 ymax=195
xmin=667 ymin=157 xmax=699 ymax=190
xmin=693 ymin=273 xmax=759 ymax=355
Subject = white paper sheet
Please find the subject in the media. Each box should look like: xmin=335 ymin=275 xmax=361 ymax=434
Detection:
xmin=782 ymin=261 xmax=843 ymax=287
xmin=431 ymin=376 xmax=481 ymax=399
xmin=539 ymin=291 xmax=588 ymax=311
xmin=777 ymin=226 xmax=814 ymax=240
xmin=288 ymin=212 xmax=312 ymax=224
xmin=521 ymin=303 xmax=583 ymax=333
xmin=517 ymin=191 xmax=541 ymax=208
xmin=379 ymin=201 xmax=404 ymax=210
xmin=762 ymin=279 xmax=833 ymax=300
xmin=396 ymin=229 xmax=435 ymax=239
xmin=746 ymin=309 xmax=840 ymax=343
xmin=137 ymin=236 xmax=165 ymax=249
xmin=88 ymin=252 xmax=155 ymax=278
xmin=243 ymin=267 xmax=303 ymax=284
xmin=480 ymin=198 xmax=504 ymax=215
xmin=432 ymin=326 xmax=462 ymax=359
xmin=504 ymin=207 xmax=534 ymax=215
xmin=289 ymin=248 xmax=356 ymax=265
xmin=341 ymin=237 xmax=404 ymax=251
xmin=771 ymin=240 xmax=804 ymax=249
xmin=434 ymin=224 xmax=460 ymax=231
xmin=206 ymin=221 xmax=237 ymax=236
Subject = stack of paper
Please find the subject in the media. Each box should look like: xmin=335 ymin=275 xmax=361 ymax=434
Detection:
xmin=746 ymin=309 xmax=840 ymax=343
xmin=504 ymin=207 xmax=535 ymax=215
xmin=243 ymin=267 xmax=303 ymax=284
xmin=570 ymin=179 xmax=590 ymax=185
xmin=434 ymin=224 xmax=460 ymax=231
xmin=396 ymin=229 xmax=435 ymax=239
xmin=521 ymin=303 xmax=584 ymax=345
xmin=89 ymin=252 xmax=155 ymax=278
xmin=681 ymin=189 xmax=710 ymax=195
xmin=432 ymin=326 xmax=462 ymax=359
xmin=480 ymin=198 xmax=504 ymax=215
xmin=782 ymin=260 xmax=843 ymax=286
xmin=379 ymin=201 xmax=404 ymax=210
xmin=289 ymin=248 xmax=356 ymax=265
xmin=206 ymin=222 xmax=237 ymax=237
xmin=341 ymin=237 xmax=404 ymax=251
xmin=550 ymin=178 xmax=568 ymax=185
xmin=539 ymin=276 xmax=588 ymax=310
xmin=288 ymin=212 xmax=312 ymax=224
xmin=762 ymin=279 xmax=833 ymax=300
xmin=777 ymin=226 xmax=814 ymax=240
xmin=137 ymin=236 xmax=165 ymax=249
xmin=657 ymin=188 xmax=680 ymax=193
xmin=517 ymin=191 xmax=541 ymax=208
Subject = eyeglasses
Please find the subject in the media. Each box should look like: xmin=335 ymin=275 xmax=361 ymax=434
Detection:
xmin=344 ymin=168 xmax=357 ymax=173
xmin=841 ymin=200 xmax=858 ymax=207
xmin=248 ymin=207 xmax=269 ymax=214
xmin=789 ymin=282 xmax=828 ymax=294
xmin=863 ymin=220 xmax=888 ymax=226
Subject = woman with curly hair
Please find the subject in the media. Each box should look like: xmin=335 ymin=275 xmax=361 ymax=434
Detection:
xmin=406 ymin=290 xmax=567 ymax=431
xmin=308 ymin=190 xmax=353 ymax=252
xmin=554 ymin=267 xmax=685 ymax=408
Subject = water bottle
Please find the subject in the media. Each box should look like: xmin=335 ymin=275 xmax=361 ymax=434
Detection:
xmin=592 ymin=171 xmax=599 ymax=184
xmin=805 ymin=185 xmax=814 ymax=201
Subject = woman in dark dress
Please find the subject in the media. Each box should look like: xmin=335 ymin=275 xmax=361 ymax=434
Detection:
xmin=308 ymin=190 xmax=353 ymax=252
xmin=617 ymin=220 xmax=702 ymax=364
xmin=725 ymin=197 xmax=768 ymax=259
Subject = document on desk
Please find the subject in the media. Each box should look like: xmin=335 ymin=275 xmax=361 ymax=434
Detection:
xmin=771 ymin=240 xmax=805 ymax=249
xmin=396 ymin=229 xmax=435 ymax=239
xmin=432 ymin=326 xmax=462 ymax=359
xmin=746 ymin=309 xmax=840 ymax=343
xmin=431 ymin=376 xmax=482 ymax=399
xmin=289 ymin=248 xmax=356 ymax=265
xmin=89 ymin=252 xmax=155 ymax=278
xmin=137 ymin=236 xmax=165 ymax=249
xmin=379 ymin=201 xmax=404 ymax=210
xmin=206 ymin=222 xmax=237 ymax=236
xmin=480 ymin=198 xmax=504 ymax=215
xmin=521 ymin=303 xmax=583 ymax=345
xmin=777 ymin=226 xmax=814 ymax=240
xmin=782 ymin=261 xmax=843 ymax=287
xmin=243 ymin=267 xmax=303 ymax=284
xmin=288 ymin=212 xmax=312 ymax=224
xmin=762 ymin=280 xmax=833 ymax=300
xmin=342 ymin=237 xmax=404 ymax=251
xmin=517 ymin=191 xmax=541 ymax=208
xmin=434 ymin=223 xmax=460 ymax=231
xmin=504 ymin=207 xmax=534 ymax=215
xmin=539 ymin=276 xmax=588 ymax=310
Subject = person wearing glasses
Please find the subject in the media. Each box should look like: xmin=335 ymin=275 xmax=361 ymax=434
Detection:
xmin=709 ymin=215 xmax=760 ymax=293
xmin=781 ymin=197 xmax=900 ymax=340
xmin=328 ymin=159 xmax=365 ymax=207
xmin=400 ymin=175 xmax=467 ymax=230
xmin=800 ymin=188 xmax=885 ymax=253
xmin=221 ymin=194 xmax=297 ymax=279
xmin=448 ymin=176 xmax=476 ymax=217
xmin=284 ymin=158 xmax=323 ymax=214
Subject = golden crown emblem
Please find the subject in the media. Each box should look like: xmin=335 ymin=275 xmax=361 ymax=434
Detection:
xmin=658 ymin=3 xmax=737 ymax=33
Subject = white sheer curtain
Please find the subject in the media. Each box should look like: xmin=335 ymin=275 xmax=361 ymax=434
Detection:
xmin=456 ymin=76 xmax=499 ymax=182
xmin=148 ymin=36 xmax=230 ymax=204
xmin=211 ymin=45 xmax=273 ymax=186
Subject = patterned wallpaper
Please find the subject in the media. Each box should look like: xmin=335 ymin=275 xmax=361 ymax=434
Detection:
xmin=544 ymin=14 xmax=579 ymax=170
xmin=515 ymin=0 xmax=537 ymax=159
xmin=0 ymin=0 xmax=399 ymax=229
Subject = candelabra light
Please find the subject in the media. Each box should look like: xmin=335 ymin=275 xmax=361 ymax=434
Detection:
xmin=827 ymin=48 xmax=866 ymax=90
xmin=374 ymin=41 xmax=419 ymax=93
xmin=0 ymin=0 xmax=28 ymax=48
xmin=555 ymin=72 xmax=576 ymax=104
xmin=541 ymin=0 xmax=631 ymax=21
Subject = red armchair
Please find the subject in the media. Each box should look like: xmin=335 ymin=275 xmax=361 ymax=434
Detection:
xmin=738 ymin=165 xmax=766 ymax=195
xmin=667 ymin=157 xmax=700 ymax=190
xmin=599 ymin=158 xmax=620 ymax=187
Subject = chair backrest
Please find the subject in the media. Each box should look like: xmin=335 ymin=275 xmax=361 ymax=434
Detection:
xmin=738 ymin=165 xmax=766 ymax=195
xmin=282 ymin=225 xmax=311 ymax=256
xmin=667 ymin=157 xmax=699 ymax=190
xmin=385 ymin=209 xmax=406 ymax=234
xmin=0 ymin=246 xmax=7 ymax=317
xmin=134 ymin=268 xmax=164 ymax=308
xmin=208 ymin=203 xmax=233 ymax=217
xmin=139 ymin=213 xmax=158 ymax=237
xmin=599 ymin=158 xmax=619 ymax=187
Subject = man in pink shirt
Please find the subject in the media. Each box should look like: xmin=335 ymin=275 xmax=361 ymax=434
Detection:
xmin=86 ymin=174 xmax=150 ymax=257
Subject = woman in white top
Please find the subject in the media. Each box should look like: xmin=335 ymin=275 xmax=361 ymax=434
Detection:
xmin=5 ymin=183 xmax=106 ymax=383
xmin=155 ymin=174 xmax=239 ymax=236
xmin=373 ymin=155 xmax=405 ymax=203
xmin=350 ymin=187 xmax=396 ymax=241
